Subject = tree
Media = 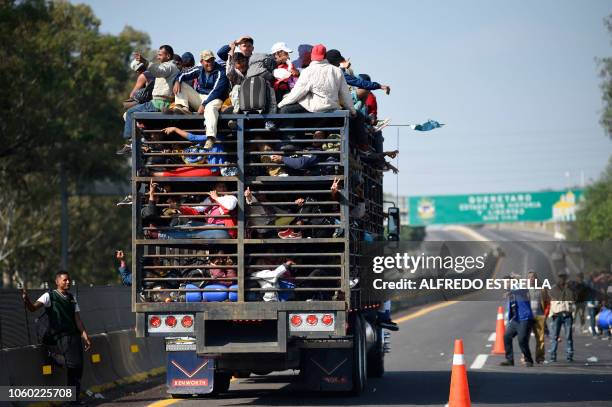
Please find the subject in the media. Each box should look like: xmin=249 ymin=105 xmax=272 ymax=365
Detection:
xmin=600 ymin=15 xmax=612 ymax=139
xmin=0 ymin=0 xmax=148 ymax=287
xmin=575 ymin=157 xmax=612 ymax=241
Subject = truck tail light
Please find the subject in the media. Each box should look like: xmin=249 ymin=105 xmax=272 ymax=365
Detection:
xmin=321 ymin=314 xmax=334 ymax=326
xmin=149 ymin=316 xmax=161 ymax=328
xmin=165 ymin=315 xmax=177 ymax=327
xmin=306 ymin=315 xmax=318 ymax=325
xmin=181 ymin=315 xmax=193 ymax=328
xmin=290 ymin=315 xmax=303 ymax=327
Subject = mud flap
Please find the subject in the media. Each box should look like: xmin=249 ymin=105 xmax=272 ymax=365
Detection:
xmin=300 ymin=348 xmax=353 ymax=391
xmin=166 ymin=351 xmax=215 ymax=395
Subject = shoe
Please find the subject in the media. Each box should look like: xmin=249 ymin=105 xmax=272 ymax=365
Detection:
xmin=228 ymin=120 xmax=237 ymax=130
xmin=171 ymin=104 xmax=191 ymax=115
xmin=278 ymin=229 xmax=302 ymax=239
xmin=374 ymin=118 xmax=391 ymax=132
xmin=499 ymin=360 xmax=514 ymax=366
xmin=204 ymin=136 xmax=216 ymax=150
xmin=264 ymin=120 xmax=276 ymax=131
xmin=116 ymin=143 xmax=132 ymax=156
xmin=116 ymin=195 xmax=132 ymax=206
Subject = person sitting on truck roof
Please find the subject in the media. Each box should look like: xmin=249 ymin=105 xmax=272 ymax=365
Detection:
xmin=217 ymin=35 xmax=255 ymax=62
xmin=146 ymin=183 xmax=237 ymax=239
xmin=271 ymin=42 xmax=299 ymax=102
xmin=171 ymin=50 xmax=230 ymax=150
xmin=119 ymin=45 xmax=180 ymax=156
xmin=124 ymin=58 xmax=155 ymax=109
xmin=225 ymin=49 xmax=248 ymax=113
xmin=292 ymin=44 xmax=313 ymax=70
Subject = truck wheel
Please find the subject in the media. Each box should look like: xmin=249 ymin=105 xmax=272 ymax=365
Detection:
xmin=211 ymin=371 xmax=231 ymax=395
xmin=367 ymin=326 xmax=385 ymax=377
xmin=351 ymin=315 xmax=367 ymax=395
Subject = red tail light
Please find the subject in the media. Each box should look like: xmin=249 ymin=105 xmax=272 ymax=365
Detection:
xmin=149 ymin=316 xmax=161 ymax=328
xmin=181 ymin=315 xmax=193 ymax=328
xmin=306 ymin=315 xmax=318 ymax=325
xmin=165 ymin=316 xmax=177 ymax=327
xmin=321 ymin=314 xmax=334 ymax=326
xmin=290 ymin=315 xmax=303 ymax=327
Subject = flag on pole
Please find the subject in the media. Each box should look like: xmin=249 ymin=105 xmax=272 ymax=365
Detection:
xmin=410 ymin=120 xmax=444 ymax=131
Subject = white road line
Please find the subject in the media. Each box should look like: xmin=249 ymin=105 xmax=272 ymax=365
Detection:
xmin=488 ymin=332 xmax=496 ymax=341
xmin=470 ymin=354 xmax=489 ymax=370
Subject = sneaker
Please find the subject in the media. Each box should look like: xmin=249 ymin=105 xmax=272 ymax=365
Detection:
xmin=116 ymin=143 xmax=132 ymax=156
xmin=264 ymin=120 xmax=276 ymax=131
xmin=499 ymin=360 xmax=514 ymax=366
xmin=171 ymin=104 xmax=191 ymax=115
xmin=228 ymin=120 xmax=237 ymax=130
xmin=204 ymin=136 xmax=216 ymax=150
xmin=374 ymin=118 xmax=391 ymax=132
xmin=278 ymin=229 xmax=302 ymax=239
xmin=116 ymin=195 xmax=132 ymax=206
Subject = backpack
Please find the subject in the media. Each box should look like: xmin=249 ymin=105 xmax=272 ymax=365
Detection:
xmin=239 ymin=76 xmax=269 ymax=113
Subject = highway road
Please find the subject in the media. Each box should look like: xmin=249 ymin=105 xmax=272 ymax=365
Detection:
xmin=97 ymin=227 xmax=612 ymax=407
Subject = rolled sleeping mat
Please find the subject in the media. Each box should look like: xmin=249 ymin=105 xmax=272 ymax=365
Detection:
xmin=185 ymin=284 xmax=202 ymax=302
xmin=203 ymin=284 xmax=229 ymax=302
xmin=228 ymin=284 xmax=239 ymax=302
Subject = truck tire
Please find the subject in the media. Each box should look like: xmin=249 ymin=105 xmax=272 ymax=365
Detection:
xmin=211 ymin=371 xmax=231 ymax=395
xmin=351 ymin=315 xmax=367 ymax=395
xmin=367 ymin=326 xmax=385 ymax=377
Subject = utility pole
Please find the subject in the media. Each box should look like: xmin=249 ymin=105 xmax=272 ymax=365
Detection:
xmin=60 ymin=162 xmax=69 ymax=271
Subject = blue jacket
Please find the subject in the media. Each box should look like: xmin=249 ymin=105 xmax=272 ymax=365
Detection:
xmin=175 ymin=63 xmax=229 ymax=105
xmin=217 ymin=44 xmax=231 ymax=62
xmin=185 ymin=133 xmax=226 ymax=172
xmin=507 ymin=289 xmax=533 ymax=321
xmin=118 ymin=264 xmax=132 ymax=286
xmin=343 ymin=71 xmax=381 ymax=91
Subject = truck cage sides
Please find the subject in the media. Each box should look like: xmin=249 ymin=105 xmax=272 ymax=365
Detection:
xmin=130 ymin=111 xmax=384 ymax=319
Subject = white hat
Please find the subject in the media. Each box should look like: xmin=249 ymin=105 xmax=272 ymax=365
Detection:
xmin=130 ymin=59 xmax=145 ymax=72
xmin=271 ymin=42 xmax=293 ymax=54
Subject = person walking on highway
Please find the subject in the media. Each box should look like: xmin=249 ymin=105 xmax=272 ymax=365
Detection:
xmin=500 ymin=274 xmax=535 ymax=367
xmin=549 ymin=270 xmax=576 ymax=362
xmin=22 ymin=271 xmax=92 ymax=405
xmin=527 ymin=271 xmax=549 ymax=363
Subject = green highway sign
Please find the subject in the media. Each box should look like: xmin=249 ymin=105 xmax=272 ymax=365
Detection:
xmin=408 ymin=189 xmax=584 ymax=226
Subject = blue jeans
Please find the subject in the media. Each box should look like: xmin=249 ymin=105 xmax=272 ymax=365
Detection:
xmin=550 ymin=313 xmax=573 ymax=360
xmin=158 ymin=228 xmax=230 ymax=239
xmin=123 ymin=101 xmax=159 ymax=139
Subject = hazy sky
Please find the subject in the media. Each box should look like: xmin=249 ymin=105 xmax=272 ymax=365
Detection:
xmin=78 ymin=0 xmax=612 ymax=197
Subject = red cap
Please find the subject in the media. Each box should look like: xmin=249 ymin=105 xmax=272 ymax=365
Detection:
xmin=311 ymin=44 xmax=327 ymax=61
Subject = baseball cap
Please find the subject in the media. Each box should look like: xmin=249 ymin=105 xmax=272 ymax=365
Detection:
xmin=200 ymin=50 xmax=215 ymax=61
xmin=310 ymin=44 xmax=327 ymax=62
xmin=325 ymin=49 xmax=345 ymax=67
xmin=271 ymin=42 xmax=293 ymax=54
xmin=130 ymin=59 xmax=145 ymax=72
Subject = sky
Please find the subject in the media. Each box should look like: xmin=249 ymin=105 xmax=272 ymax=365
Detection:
xmin=77 ymin=0 xmax=612 ymax=198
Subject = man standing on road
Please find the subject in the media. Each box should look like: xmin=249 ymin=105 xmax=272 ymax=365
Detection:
xmin=548 ymin=270 xmax=576 ymax=362
xmin=528 ymin=271 xmax=549 ymax=363
xmin=500 ymin=274 xmax=535 ymax=367
xmin=22 ymin=271 xmax=92 ymax=405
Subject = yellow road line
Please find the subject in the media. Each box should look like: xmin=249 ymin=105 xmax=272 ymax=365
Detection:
xmin=147 ymin=399 xmax=182 ymax=407
xmin=394 ymin=300 xmax=459 ymax=324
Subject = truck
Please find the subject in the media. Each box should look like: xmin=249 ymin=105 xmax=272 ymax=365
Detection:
xmin=130 ymin=111 xmax=399 ymax=397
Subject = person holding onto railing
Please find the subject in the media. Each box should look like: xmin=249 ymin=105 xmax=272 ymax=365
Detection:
xmin=170 ymin=50 xmax=230 ymax=150
xmin=119 ymin=45 xmax=180 ymax=156
xmin=208 ymin=249 xmax=238 ymax=287
xmin=148 ymin=126 xmax=233 ymax=177
xmin=146 ymin=182 xmax=237 ymax=240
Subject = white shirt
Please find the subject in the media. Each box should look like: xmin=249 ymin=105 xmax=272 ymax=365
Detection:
xmin=36 ymin=290 xmax=80 ymax=312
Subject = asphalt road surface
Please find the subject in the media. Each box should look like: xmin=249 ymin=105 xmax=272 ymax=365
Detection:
xmin=96 ymin=227 xmax=612 ymax=407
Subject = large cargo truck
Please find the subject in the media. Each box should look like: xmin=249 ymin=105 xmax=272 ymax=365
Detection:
xmin=130 ymin=111 xmax=397 ymax=396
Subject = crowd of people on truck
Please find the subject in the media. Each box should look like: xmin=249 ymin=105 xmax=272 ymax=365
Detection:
xmin=501 ymin=269 xmax=611 ymax=368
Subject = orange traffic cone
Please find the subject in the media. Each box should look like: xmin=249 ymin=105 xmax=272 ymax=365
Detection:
xmin=491 ymin=306 xmax=505 ymax=355
xmin=448 ymin=338 xmax=471 ymax=407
